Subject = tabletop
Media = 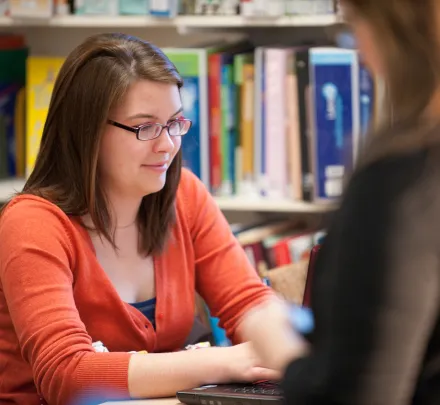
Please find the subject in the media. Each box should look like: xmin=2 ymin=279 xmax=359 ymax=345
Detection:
xmin=102 ymin=397 xmax=181 ymax=405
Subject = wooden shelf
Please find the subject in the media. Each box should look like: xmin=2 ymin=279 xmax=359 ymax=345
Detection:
xmin=0 ymin=14 xmax=339 ymax=28
xmin=214 ymin=196 xmax=336 ymax=213
xmin=0 ymin=178 xmax=336 ymax=212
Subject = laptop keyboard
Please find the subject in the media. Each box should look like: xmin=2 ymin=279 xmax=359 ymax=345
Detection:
xmin=229 ymin=387 xmax=283 ymax=396
xmin=226 ymin=382 xmax=283 ymax=396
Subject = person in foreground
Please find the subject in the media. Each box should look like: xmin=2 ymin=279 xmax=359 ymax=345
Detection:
xmin=0 ymin=34 xmax=306 ymax=405
xmin=244 ymin=0 xmax=440 ymax=404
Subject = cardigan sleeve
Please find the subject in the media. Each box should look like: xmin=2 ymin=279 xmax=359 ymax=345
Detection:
xmin=179 ymin=169 xmax=274 ymax=343
xmin=0 ymin=197 xmax=132 ymax=405
xmin=281 ymin=155 xmax=440 ymax=405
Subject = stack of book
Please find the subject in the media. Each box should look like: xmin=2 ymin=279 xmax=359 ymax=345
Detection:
xmin=2 ymin=0 xmax=337 ymax=18
xmin=197 ymin=219 xmax=326 ymax=346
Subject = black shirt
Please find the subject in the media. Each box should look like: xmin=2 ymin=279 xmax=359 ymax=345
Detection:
xmin=282 ymin=147 xmax=440 ymax=405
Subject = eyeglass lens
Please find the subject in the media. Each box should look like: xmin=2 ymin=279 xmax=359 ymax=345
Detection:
xmin=138 ymin=120 xmax=191 ymax=140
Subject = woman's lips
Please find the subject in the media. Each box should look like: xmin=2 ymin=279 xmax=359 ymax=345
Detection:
xmin=141 ymin=163 xmax=168 ymax=173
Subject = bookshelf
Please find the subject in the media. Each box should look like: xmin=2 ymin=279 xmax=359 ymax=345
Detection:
xmin=214 ymin=196 xmax=335 ymax=213
xmin=0 ymin=14 xmax=339 ymax=28
xmin=0 ymin=5 xmax=345 ymax=216
xmin=0 ymin=177 xmax=336 ymax=213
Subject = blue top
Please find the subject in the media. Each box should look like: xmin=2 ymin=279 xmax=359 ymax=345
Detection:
xmin=130 ymin=297 xmax=157 ymax=329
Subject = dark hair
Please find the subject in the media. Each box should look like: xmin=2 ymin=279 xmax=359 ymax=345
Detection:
xmin=341 ymin=0 xmax=440 ymax=165
xmin=14 ymin=33 xmax=184 ymax=255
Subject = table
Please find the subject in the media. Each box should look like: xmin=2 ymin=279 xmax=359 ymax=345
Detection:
xmin=102 ymin=397 xmax=181 ymax=405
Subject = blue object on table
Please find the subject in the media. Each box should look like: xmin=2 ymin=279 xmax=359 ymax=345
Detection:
xmin=288 ymin=304 xmax=315 ymax=335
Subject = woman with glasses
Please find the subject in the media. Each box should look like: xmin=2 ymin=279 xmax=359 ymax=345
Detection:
xmin=0 ymin=33 xmax=302 ymax=405
xmin=246 ymin=1 xmax=440 ymax=404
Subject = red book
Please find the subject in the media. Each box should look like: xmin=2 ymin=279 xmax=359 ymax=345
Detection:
xmin=208 ymin=53 xmax=222 ymax=195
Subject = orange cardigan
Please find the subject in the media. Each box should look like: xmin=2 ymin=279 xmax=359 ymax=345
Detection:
xmin=0 ymin=168 xmax=272 ymax=405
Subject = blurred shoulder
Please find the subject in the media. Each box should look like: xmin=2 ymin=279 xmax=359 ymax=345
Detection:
xmin=340 ymin=146 xmax=440 ymax=231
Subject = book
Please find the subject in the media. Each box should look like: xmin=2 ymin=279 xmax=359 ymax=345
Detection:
xmin=9 ymin=0 xmax=54 ymax=17
xmin=309 ymin=48 xmax=359 ymax=201
xmin=26 ymin=57 xmax=65 ymax=176
xmin=163 ymin=47 xmax=210 ymax=186
xmin=0 ymin=35 xmax=28 ymax=178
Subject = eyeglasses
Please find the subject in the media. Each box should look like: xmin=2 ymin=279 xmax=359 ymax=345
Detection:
xmin=108 ymin=117 xmax=192 ymax=141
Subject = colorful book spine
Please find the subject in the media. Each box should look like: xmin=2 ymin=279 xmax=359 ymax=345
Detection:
xmin=253 ymin=47 xmax=265 ymax=196
xmin=285 ymin=49 xmax=302 ymax=201
xmin=295 ymin=48 xmax=313 ymax=202
xmin=220 ymin=58 xmax=234 ymax=196
xmin=0 ymin=84 xmax=22 ymax=177
xmin=309 ymin=48 xmax=359 ymax=201
xmin=0 ymin=41 xmax=28 ymax=178
xmin=26 ymin=57 xmax=65 ymax=177
xmin=208 ymin=53 xmax=222 ymax=195
xmin=240 ymin=57 xmax=255 ymax=195
xmin=264 ymin=48 xmax=288 ymax=199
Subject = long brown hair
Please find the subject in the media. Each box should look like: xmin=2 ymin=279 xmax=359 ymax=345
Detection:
xmin=14 ymin=33 xmax=183 ymax=255
xmin=342 ymin=0 xmax=440 ymax=165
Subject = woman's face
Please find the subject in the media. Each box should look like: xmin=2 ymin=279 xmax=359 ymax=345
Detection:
xmin=98 ymin=79 xmax=183 ymax=200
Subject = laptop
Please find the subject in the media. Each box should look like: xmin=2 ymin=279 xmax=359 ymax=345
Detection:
xmin=176 ymin=245 xmax=321 ymax=405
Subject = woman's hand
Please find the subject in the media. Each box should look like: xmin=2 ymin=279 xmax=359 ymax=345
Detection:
xmin=128 ymin=343 xmax=279 ymax=399
xmin=218 ymin=343 xmax=282 ymax=384
xmin=238 ymin=299 xmax=310 ymax=372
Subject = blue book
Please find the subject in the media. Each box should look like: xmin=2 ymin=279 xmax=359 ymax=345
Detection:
xmin=163 ymin=48 xmax=209 ymax=186
xmin=359 ymin=61 xmax=374 ymax=147
xmin=149 ymin=0 xmax=178 ymax=17
xmin=310 ymin=48 xmax=359 ymax=201
xmin=0 ymin=83 xmax=23 ymax=177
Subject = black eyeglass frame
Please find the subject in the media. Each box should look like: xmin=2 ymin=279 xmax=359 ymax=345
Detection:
xmin=107 ymin=118 xmax=192 ymax=141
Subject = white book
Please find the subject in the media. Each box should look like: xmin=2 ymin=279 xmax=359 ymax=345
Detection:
xmin=241 ymin=0 xmax=285 ymax=17
xmin=9 ymin=0 xmax=54 ymax=18
xmin=150 ymin=0 xmax=178 ymax=17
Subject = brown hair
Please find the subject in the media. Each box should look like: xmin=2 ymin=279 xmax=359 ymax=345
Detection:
xmin=341 ymin=0 xmax=440 ymax=165
xmin=16 ymin=33 xmax=183 ymax=256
